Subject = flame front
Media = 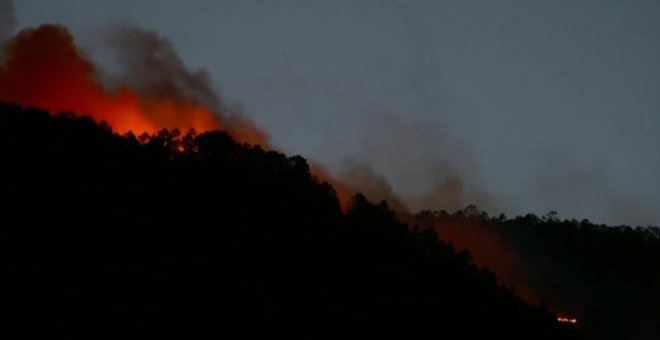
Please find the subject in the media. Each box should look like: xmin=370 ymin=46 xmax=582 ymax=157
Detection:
xmin=557 ymin=316 xmax=578 ymax=324
xmin=0 ymin=25 xmax=221 ymax=135
xmin=0 ymin=23 xmax=353 ymax=209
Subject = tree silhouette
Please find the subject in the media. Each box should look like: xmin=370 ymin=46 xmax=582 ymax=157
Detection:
xmin=0 ymin=102 xmax=576 ymax=338
xmin=413 ymin=206 xmax=660 ymax=340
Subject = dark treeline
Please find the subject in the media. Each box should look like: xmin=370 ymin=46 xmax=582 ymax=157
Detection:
xmin=0 ymin=103 xmax=574 ymax=338
xmin=414 ymin=207 xmax=660 ymax=340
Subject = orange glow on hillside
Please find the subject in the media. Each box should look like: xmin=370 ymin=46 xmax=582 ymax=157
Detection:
xmin=0 ymin=25 xmax=221 ymax=135
xmin=432 ymin=220 xmax=539 ymax=306
xmin=0 ymin=24 xmax=352 ymax=208
xmin=557 ymin=316 xmax=578 ymax=324
xmin=310 ymin=163 xmax=352 ymax=211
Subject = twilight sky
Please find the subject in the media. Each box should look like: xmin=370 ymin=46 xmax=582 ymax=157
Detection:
xmin=10 ymin=0 xmax=660 ymax=226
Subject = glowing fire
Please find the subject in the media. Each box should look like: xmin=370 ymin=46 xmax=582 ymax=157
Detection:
xmin=557 ymin=316 xmax=578 ymax=324
xmin=0 ymin=25 xmax=221 ymax=136
xmin=0 ymin=23 xmax=353 ymax=208
xmin=309 ymin=163 xmax=353 ymax=212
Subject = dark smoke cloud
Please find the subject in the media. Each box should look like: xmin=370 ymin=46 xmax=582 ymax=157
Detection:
xmin=92 ymin=12 xmax=479 ymax=215
xmin=339 ymin=158 xmax=410 ymax=215
xmin=101 ymin=25 xmax=269 ymax=145
xmin=0 ymin=0 xmax=16 ymax=63
xmin=348 ymin=108 xmax=492 ymax=215
xmin=0 ymin=0 xmax=15 ymax=41
xmin=408 ymin=162 xmax=494 ymax=215
xmin=411 ymin=175 xmax=467 ymax=213
xmin=104 ymin=26 xmax=221 ymax=111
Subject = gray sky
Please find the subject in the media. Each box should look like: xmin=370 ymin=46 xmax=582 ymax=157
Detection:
xmin=11 ymin=0 xmax=660 ymax=226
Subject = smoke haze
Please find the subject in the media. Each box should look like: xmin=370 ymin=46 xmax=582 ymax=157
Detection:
xmin=5 ymin=4 xmax=660 ymax=333
xmin=13 ymin=0 xmax=660 ymax=227
xmin=0 ymin=0 xmax=15 ymax=41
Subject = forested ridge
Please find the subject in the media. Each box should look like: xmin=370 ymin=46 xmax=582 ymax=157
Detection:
xmin=413 ymin=208 xmax=660 ymax=339
xmin=1 ymin=102 xmax=579 ymax=338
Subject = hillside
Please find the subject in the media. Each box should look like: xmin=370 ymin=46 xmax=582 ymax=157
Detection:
xmin=413 ymin=208 xmax=660 ymax=339
xmin=0 ymin=103 xmax=574 ymax=338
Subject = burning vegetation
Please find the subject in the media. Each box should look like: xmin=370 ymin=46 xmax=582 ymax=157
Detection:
xmin=0 ymin=25 xmax=218 ymax=135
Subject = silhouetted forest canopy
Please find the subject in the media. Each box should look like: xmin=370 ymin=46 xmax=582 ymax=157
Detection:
xmin=2 ymin=101 xmax=652 ymax=338
xmin=413 ymin=208 xmax=660 ymax=340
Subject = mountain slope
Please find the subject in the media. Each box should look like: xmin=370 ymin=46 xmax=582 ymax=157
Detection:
xmin=0 ymin=103 xmax=574 ymax=338
xmin=413 ymin=208 xmax=660 ymax=339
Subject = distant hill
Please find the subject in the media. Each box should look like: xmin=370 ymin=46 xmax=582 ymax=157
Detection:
xmin=0 ymin=102 xmax=574 ymax=338
xmin=413 ymin=207 xmax=660 ymax=340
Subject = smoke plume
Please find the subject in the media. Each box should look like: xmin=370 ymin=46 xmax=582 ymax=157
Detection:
xmin=430 ymin=218 xmax=538 ymax=305
xmin=339 ymin=158 xmax=410 ymax=215
xmin=0 ymin=24 xmax=221 ymax=135
xmin=101 ymin=26 xmax=270 ymax=146
xmin=0 ymin=0 xmax=15 ymax=42
xmin=0 ymin=1 xmax=534 ymax=307
xmin=0 ymin=1 xmax=269 ymax=148
xmin=0 ymin=0 xmax=16 ymax=63
xmin=0 ymin=11 xmax=358 ymax=207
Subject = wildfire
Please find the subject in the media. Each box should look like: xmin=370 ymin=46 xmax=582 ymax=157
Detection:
xmin=556 ymin=316 xmax=578 ymax=324
xmin=309 ymin=162 xmax=353 ymax=212
xmin=0 ymin=25 xmax=221 ymax=136
xmin=0 ymin=23 xmax=354 ymax=208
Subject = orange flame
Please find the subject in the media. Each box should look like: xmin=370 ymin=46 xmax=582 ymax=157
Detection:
xmin=0 ymin=24 xmax=352 ymax=208
xmin=557 ymin=316 xmax=578 ymax=324
xmin=0 ymin=25 xmax=221 ymax=135
xmin=309 ymin=163 xmax=353 ymax=212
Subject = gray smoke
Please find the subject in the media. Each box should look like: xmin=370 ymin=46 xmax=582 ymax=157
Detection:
xmin=104 ymin=26 xmax=221 ymax=111
xmin=339 ymin=158 xmax=410 ymax=215
xmin=0 ymin=0 xmax=15 ymax=41
xmin=344 ymin=108 xmax=491 ymax=216
xmin=100 ymin=25 xmax=269 ymax=144
xmin=0 ymin=0 xmax=16 ymax=63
